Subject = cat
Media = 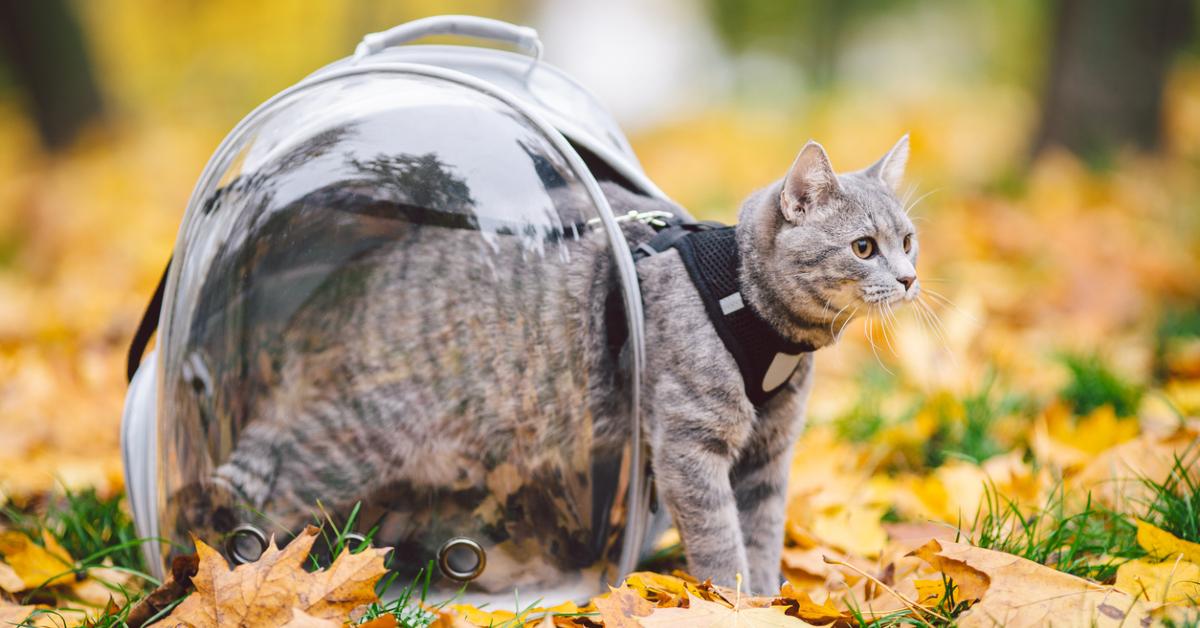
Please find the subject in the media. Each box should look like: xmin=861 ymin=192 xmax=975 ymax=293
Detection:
xmin=166 ymin=135 xmax=917 ymax=596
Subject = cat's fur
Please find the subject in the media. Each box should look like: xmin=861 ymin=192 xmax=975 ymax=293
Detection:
xmin=172 ymin=136 xmax=917 ymax=595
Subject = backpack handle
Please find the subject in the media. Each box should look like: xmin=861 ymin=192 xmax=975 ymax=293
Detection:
xmin=355 ymin=15 xmax=542 ymax=61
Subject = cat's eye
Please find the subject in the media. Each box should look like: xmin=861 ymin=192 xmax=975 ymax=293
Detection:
xmin=851 ymin=237 xmax=876 ymax=259
xmin=903 ymin=234 xmax=913 ymax=253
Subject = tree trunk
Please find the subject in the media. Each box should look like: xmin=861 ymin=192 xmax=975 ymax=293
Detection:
xmin=1033 ymin=0 xmax=1194 ymax=159
xmin=0 ymin=0 xmax=104 ymax=151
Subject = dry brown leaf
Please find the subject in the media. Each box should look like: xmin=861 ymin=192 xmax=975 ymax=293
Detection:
xmin=161 ymin=525 xmax=388 ymax=628
xmin=909 ymin=539 xmax=990 ymax=602
xmin=774 ymin=583 xmax=846 ymax=625
xmin=0 ymin=560 xmax=24 ymax=593
xmin=0 ymin=529 xmax=76 ymax=589
xmin=593 ymin=586 xmax=654 ymax=627
xmin=126 ymin=553 xmax=199 ymax=628
xmin=281 ymin=607 xmax=342 ymax=627
xmin=921 ymin=540 xmax=1152 ymax=627
xmin=71 ymin=565 xmax=134 ymax=608
xmin=0 ymin=599 xmax=38 ymax=625
xmin=639 ymin=593 xmax=818 ymax=627
xmin=358 ymin=613 xmax=399 ymax=628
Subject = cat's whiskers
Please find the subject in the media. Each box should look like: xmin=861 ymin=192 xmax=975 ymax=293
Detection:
xmin=862 ymin=304 xmax=894 ymax=375
xmin=920 ymin=287 xmax=978 ymax=324
xmin=836 ymin=305 xmax=859 ymax=340
xmin=916 ymin=296 xmax=952 ymax=354
xmin=829 ymin=301 xmax=853 ymax=339
xmin=909 ymin=295 xmax=939 ymax=346
xmin=903 ymin=187 xmax=940 ymax=218
xmin=882 ymin=300 xmax=901 ymax=356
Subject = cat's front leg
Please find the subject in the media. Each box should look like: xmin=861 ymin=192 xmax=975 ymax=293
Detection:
xmin=651 ymin=414 xmax=750 ymax=589
xmin=731 ymin=443 xmax=792 ymax=594
xmin=734 ymin=357 xmax=814 ymax=594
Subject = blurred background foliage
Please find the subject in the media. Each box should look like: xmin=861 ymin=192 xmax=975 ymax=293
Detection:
xmin=0 ymin=0 xmax=1198 ymax=542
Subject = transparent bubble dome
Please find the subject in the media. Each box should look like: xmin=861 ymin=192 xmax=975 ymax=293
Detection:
xmin=154 ymin=64 xmax=648 ymax=602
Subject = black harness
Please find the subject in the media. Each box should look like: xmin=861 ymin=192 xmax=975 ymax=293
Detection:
xmin=634 ymin=221 xmax=812 ymax=406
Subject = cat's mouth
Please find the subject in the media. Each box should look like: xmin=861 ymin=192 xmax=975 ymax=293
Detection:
xmin=858 ymin=286 xmax=913 ymax=307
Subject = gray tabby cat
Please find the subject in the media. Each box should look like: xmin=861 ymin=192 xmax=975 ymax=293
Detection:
xmin=177 ymin=135 xmax=917 ymax=595
xmin=635 ymin=136 xmax=916 ymax=593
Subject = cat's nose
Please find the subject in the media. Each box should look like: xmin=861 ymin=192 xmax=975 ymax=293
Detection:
xmin=897 ymin=275 xmax=915 ymax=290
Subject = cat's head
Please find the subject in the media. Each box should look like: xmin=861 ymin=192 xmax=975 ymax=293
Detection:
xmin=740 ymin=136 xmax=918 ymax=343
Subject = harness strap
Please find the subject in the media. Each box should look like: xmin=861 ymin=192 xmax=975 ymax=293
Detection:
xmin=127 ymin=259 xmax=170 ymax=382
xmin=635 ymin=222 xmax=812 ymax=406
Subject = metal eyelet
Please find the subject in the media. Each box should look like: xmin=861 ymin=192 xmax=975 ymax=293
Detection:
xmin=226 ymin=524 xmax=268 ymax=565
xmin=437 ymin=537 xmax=486 ymax=581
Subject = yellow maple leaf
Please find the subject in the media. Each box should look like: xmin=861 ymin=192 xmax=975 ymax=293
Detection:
xmin=0 ymin=530 xmax=76 ymax=589
xmin=162 ymin=525 xmax=389 ymax=627
xmin=775 ymin=582 xmax=846 ymax=624
xmin=914 ymin=539 xmax=1151 ymax=627
xmin=638 ymin=593 xmax=818 ymax=627
xmin=623 ymin=571 xmax=694 ymax=607
xmin=909 ymin=540 xmax=989 ymax=603
xmin=810 ymin=505 xmax=888 ymax=558
xmin=1135 ymin=519 xmax=1200 ymax=563
xmin=593 ymin=586 xmax=655 ymax=627
xmin=1115 ymin=557 xmax=1200 ymax=604
xmin=912 ymin=578 xmax=949 ymax=606
xmin=1033 ymin=403 xmax=1139 ymax=470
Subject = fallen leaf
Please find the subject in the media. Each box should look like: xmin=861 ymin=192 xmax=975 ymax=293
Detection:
xmin=912 ymin=579 xmax=949 ymax=606
xmin=811 ymin=506 xmax=888 ymax=558
xmin=0 ymin=560 xmax=23 ymax=593
xmin=359 ymin=614 xmax=399 ymax=628
xmin=126 ymin=553 xmax=199 ymax=628
xmin=909 ymin=540 xmax=989 ymax=602
xmin=0 ymin=529 xmax=76 ymax=589
xmin=774 ymin=583 xmax=846 ymax=624
xmin=593 ymin=587 xmax=654 ymax=627
xmin=921 ymin=540 xmax=1152 ymax=627
xmin=1114 ymin=556 xmax=1200 ymax=604
xmin=447 ymin=604 xmax=517 ymax=626
xmin=623 ymin=571 xmax=692 ymax=607
xmin=161 ymin=525 xmax=389 ymax=627
xmin=0 ymin=599 xmax=38 ymax=625
xmin=639 ymin=593 xmax=818 ymax=627
xmin=281 ymin=607 xmax=342 ymax=627
xmin=71 ymin=565 xmax=134 ymax=607
xmin=1135 ymin=519 xmax=1200 ymax=563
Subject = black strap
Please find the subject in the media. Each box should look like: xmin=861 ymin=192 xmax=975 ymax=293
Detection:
xmin=634 ymin=221 xmax=812 ymax=406
xmin=127 ymin=259 xmax=170 ymax=382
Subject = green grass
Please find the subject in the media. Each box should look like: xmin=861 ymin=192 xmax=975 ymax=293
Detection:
xmin=1138 ymin=450 xmax=1200 ymax=545
xmin=834 ymin=365 xmax=900 ymax=444
xmin=844 ymin=573 xmax=972 ymax=627
xmin=925 ymin=378 xmax=1027 ymax=468
xmin=2 ymin=487 xmax=150 ymax=579
xmin=1059 ymin=354 xmax=1142 ymax=418
xmin=1155 ymin=306 xmax=1200 ymax=382
xmin=0 ymin=488 xmax=157 ymax=626
xmin=966 ymin=484 xmax=1140 ymax=583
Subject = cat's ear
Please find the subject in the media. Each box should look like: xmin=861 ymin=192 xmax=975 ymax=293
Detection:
xmin=865 ymin=134 xmax=910 ymax=192
xmin=780 ymin=140 xmax=839 ymax=222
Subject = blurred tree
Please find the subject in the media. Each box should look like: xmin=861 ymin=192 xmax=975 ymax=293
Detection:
xmin=705 ymin=0 xmax=902 ymax=88
xmin=1033 ymin=0 xmax=1194 ymax=159
xmin=0 ymin=0 xmax=103 ymax=151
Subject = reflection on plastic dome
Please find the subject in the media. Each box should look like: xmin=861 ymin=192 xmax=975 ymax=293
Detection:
xmin=157 ymin=72 xmax=636 ymax=598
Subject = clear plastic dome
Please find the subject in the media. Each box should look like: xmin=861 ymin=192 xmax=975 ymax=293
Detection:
xmin=155 ymin=65 xmax=645 ymax=601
